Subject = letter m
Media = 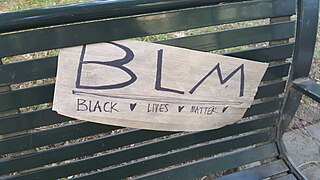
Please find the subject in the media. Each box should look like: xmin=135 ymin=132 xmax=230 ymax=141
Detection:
xmin=189 ymin=63 xmax=245 ymax=97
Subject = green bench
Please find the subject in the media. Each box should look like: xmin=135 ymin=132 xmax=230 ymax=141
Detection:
xmin=0 ymin=0 xmax=319 ymax=179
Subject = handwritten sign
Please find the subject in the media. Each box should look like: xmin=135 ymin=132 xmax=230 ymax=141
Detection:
xmin=53 ymin=40 xmax=268 ymax=131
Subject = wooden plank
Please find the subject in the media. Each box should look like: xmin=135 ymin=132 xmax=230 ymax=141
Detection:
xmin=0 ymin=129 xmax=173 ymax=176
xmin=0 ymin=84 xmax=283 ymax=133
xmin=0 ymin=57 xmax=57 ymax=86
xmin=0 ymin=79 xmax=286 ymax=120
xmin=255 ymin=80 xmax=286 ymax=99
xmin=244 ymin=97 xmax=284 ymax=117
xmin=0 ymin=122 xmax=118 ymax=155
xmin=158 ymin=21 xmax=295 ymax=52
xmin=7 ymin=129 xmax=275 ymax=179
xmin=263 ymin=63 xmax=290 ymax=81
xmin=275 ymin=174 xmax=297 ymax=180
xmin=0 ymin=113 xmax=277 ymax=176
xmin=53 ymin=40 xmax=267 ymax=131
xmin=0 ymin=84 xmax=54 ymax=112
xmin=0 ymin=44 xmax=293 ymax=87
xmin=0 ymin=109 xmax=72 ymax=135
xmin=76 ymin=142 xmax=278 ymax=180
xmin=215 ymin=160 xmax=288 ymax=180
xmin=0 ymin=54 xmax=288 ymax=115
xmin=226 ymin=43 xmax=294 ymax=62
xmin=0 ymin=0 xmax=296 ymax=33
xmin=0 ymin=0 xmax=296 ymax=58
xmin=134 ymin=143 xmax=279 ymax=180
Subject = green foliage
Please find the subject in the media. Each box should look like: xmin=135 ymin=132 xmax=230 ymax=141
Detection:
xmin=301 ymin=95 xmax=313 ymax=106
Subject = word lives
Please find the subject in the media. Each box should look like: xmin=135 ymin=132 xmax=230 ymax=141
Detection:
xmin=147 ymin=103 xmax=169 ymax=113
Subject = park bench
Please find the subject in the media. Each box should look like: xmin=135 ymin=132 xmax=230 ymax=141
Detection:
xmin=0 ymin=0 xmax=319 ymax=179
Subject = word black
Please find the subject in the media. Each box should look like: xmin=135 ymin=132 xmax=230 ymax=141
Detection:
xmin=77 ymin=99 xmax=118 ymax=113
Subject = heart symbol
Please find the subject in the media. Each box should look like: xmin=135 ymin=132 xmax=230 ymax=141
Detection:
xmin=222 ymin=106 xmax=229 ymax=113
xmin=178 ymin=106 xmax=185 ymax=113
xmin=130 ymin=103 xmax=137 ymax=111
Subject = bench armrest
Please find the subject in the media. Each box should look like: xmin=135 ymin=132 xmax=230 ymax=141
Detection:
xmin=293 ymin=78 xmax=320 ymax=103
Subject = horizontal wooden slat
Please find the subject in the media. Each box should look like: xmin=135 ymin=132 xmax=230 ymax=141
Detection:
xmin=275 ymin=174 xmax=297 ymax=180
xmin=215 ymin=160 xmax=288 ymax=180
xmin=226 ymin=43 xmax=294 ymax=62
xmin=10 ymin=130 xmax=275 ymax=179
xmin=74 ymin=134 xmax=276 ymax=180
xmin=0 ymin=62 xmax=289 ymax=112
xmin=0 ymin=0 xmax=296 ymax=58
xmin=135 ymin=143 xmax=279 ymax=180
xmin=0 ymin=43 xmax=294 ymax=87
xmin=0 ymin=109 xmax=72 ymax=135
xmin=0 ymin=84 xmax=54 ymax=112
xmin=158 ymin=21 xmax=295 ymax=51
xmin=0 ymin=122 xmax=118 ymax=155
xmin=0 ymin=0 xmax=296 ymax=34
xmin=0 ymin=57 xmax=57 ymax=86
xmin=244 ymin=97 xmax=284 ymax=117
xmin=0 ymin=113 xmax=278 ymax=177
xmin=263 ymin=62 xmax=290 ymax=81
xmin=255 ymin=80 xmax=286 ymax=99
xmin=0 ymin=81 xmax=285 ymax=134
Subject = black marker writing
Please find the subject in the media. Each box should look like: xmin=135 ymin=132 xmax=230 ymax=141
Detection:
xmin=75 ymin=42 xmax=137 ymax=90
xmin=77 ymin=99 xmax=118 ymax=113
xmin=155 ymin=49 xmax=184 ymax=94
xmin=189 ymin=63 xmax=245 ymax=97
xmin=147 ymin=103 xmax=169 ymax=113
xmin=130 ymin=103 xmax=137 ymax=111
xmin=178 ymin=105 xmax=185 ymax=113
xmin=190 ymin=105 xmax=217 ymax=115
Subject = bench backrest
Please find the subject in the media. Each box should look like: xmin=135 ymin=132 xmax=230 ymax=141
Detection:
xmin=0 ymin=0 xmax=318 ymax=179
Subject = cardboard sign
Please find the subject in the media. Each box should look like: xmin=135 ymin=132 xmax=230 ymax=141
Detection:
xmin=53 ymin=40 xmax=268 ymax=131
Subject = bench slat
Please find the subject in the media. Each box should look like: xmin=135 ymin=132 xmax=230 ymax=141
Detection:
xmin=244 ymin=97 xmax=283 ymax=117
xmin=0 ymin=43 xmax=293 ymax=87
xmin=263 ymin=62 xmax=290 ymax=81
xmin=0 ymin=63 xmax=289 ymax=112
xmin=0 ymin=57 xmax=57 ymax=86
xmin=135 ymin=143 xmax=278 ymax=180
xmin=0 ymin=0 xmax=296 ymax=34
xmin=0 ymin=122 xmax=118 ymax=155
xmin=0 ymin=80 xmax=285 ymax=135
xmin=275 ymin=174 xmax=297 ymax=180
xmin=9 ymin=129 xmax=275 ymax=179
xmin=215 ymin=160 xmax=288 ymax=180
xmin=226 ymin=43 xmax=294 ymax=62
xmin=0 ymin=109 xmax=72 ymax=135
xmin=158 ymin=21 xmax=295 ymax=52
xmin=0 ymin=114 xmax=277 ymax=176
xmin=0 ymin=0 xmax=295 ymax=58
xmin=0 ymin=84 xmax=54 ymax=112
xmin=255 ymin=80 xmax=286 ymax=99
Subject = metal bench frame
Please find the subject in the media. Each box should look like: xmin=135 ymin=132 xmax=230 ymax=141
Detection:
xmin=0 ymin=0 xmax=319 ymax=179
